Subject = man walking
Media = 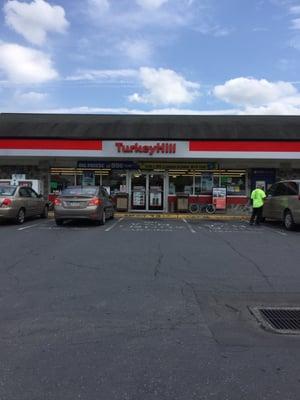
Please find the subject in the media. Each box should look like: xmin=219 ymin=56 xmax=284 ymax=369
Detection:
xmin=249 ymin=185 xmax=266 ymax=226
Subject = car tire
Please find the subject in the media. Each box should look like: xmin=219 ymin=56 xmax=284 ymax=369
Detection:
xmin=284 ymin=210 xmax=296 ymax=231
xmin=55 ymin=219 xmax=64 ymax=226
xmin=15 ymin=208 xmax=25 ymax=225
xmin=41 ymin=205 xmax=49 ymax=219
xmin=99 ymin=210 xmax=106 ymax=225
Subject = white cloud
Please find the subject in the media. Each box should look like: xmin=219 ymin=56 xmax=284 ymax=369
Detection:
xmin=213 ymin=77 xmax=297 ymax=106
xmin=136 ymin=0 xmax=168 ymax=10
xmin=129 ymin=67 xmax=200 ymax=105
xmin=66 ymin=69 xmax=137 ymax=81
xmin=14 ymin=91 xmax=47 ymax=102
xmin=10 ymin=102 xmax=300 ymax=115
xmin=4 ymin=0 xmax=69 ymax=45
xmin=291 ymin=18 xmax=300 ymax=29
xmin=28 ymin=106 xmax=239 ymax=115
xmin=119 ymin=39 xmax=153 ymax=62
xmin=290 ymin=5 xmax=300 ymax=14
xmin=213 ymin=77 xmax=300 ymax=115
xmin=289 ymin=35 xmax=300 ymax=49
xmin=0 ymin=42 xmax=58 ymax=84
xmin=240 ymin=103 xmax=300 ymax=115
xmin=87 ymin=0 xmax=110 ymax=16
xmin=80 ymin=0 xmax=230 ymax=64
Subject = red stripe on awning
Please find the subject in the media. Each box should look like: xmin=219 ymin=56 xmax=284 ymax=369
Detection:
xmin=0 ymin=139 xmax=102 ymax=151
xmin=189 ymin=140 xmax=300 ymax=152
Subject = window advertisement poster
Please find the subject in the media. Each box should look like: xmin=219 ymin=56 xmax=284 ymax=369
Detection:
xmin=18 ymin=180 xmax=33 ymax=188
xmin=82 ymin=171 xmax=95 ymax=186
xmin=201 ymin=173 xmax=213 ymax=192
xmin=133 ymin=186 xmax=146 ymax=207
xmin=11 ymin=174 xmax=26 ymax=184
xmin=149 ymin=187 xmax=162 ymax=207
xmin=212 ymin=187 xmax=227 ymax=210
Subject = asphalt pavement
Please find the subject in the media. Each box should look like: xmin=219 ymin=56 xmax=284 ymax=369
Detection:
xmin=0 ymin=217 xmax=300 ymax=400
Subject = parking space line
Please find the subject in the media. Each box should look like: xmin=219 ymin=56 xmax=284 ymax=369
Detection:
xmin=105 ymin=217 xmax=124 ymax=232
xmin=182 ymin=218 xmax=196 ymax=234
xmin=17 ymin=224 xmax=40 ymax=231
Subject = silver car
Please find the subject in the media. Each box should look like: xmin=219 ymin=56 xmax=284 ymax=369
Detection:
xmin=0 ymin=185 xmax=49 ymax=224
xmin=263 ymin=180 xmax=300 ymax=230
xmin=54 ymin=186 xmax=114 ymax=226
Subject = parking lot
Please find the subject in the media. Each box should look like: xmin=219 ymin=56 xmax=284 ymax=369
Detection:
xmin=1 ymin=217 xmax=300 ymax=400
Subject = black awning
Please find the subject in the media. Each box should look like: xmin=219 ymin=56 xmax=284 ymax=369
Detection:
xmin=1 ymin=113 xmax=300 ymax=140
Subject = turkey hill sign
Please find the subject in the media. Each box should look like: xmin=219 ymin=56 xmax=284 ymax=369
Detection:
xmin=115 ymin=142 xmax=176 ymax=156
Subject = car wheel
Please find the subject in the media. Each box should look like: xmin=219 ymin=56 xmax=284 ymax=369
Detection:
xmin=55 ymin=219 xmax=63 ymax=226
xmin=15 ymin=208 xmax=25 ymax=225
xmin=284 ymin=210 xmax=295 ymax=231
xmin=111 ymin=211 xmax=115 ymax=220
xmin=41 ymin=205 xmax=49 ymax=219
xmin=100 ymin=210 xmax=106 ymax=225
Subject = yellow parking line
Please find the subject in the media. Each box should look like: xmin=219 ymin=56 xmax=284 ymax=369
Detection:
xmin=114 ymin=212 xmax=248 ymax=221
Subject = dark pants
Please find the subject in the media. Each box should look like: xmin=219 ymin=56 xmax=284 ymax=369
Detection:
xmin=250 ymin=206 xmax=263 ymax=225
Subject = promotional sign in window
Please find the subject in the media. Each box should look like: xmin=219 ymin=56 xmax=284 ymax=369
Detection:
xmin=11 ymin=174 xmax=26 ymax=186
xmin=18 ymin=180 xmax=32 ymax=188
xmin=82 ymin=171 xmax=95 ymax=186
xmin=132 ymin=187 xmax=146 ymax=207
xmin=150 ymin=187 xmax=162 ymax=207
xmin=212 ymin=187 xmax=227 ymax=210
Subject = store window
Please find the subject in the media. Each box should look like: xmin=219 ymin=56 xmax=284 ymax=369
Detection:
xmin=102 ymin=171 xmax=127 ymax=196
xmin=169 ymin=175 xmax=193 ymax=195
xmin=170 ymin=170 xmax=247 ymax=196
xmin=50 ymin=174 xmax=75 ymax=193
xmin=195 ymin=174 xmax=220 ymax=195
xmin=75 ymin=173 xmax=101 ymax=186
xmin=220 ymin=174 xmax=246 ymax=195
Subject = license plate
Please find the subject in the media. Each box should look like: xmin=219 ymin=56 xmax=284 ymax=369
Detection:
xmin=69 ymin=202 xmax=81 ymax=207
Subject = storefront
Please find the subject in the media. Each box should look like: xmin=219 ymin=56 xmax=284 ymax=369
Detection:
xmin=1 ymin=114 xmax=300 ymax=212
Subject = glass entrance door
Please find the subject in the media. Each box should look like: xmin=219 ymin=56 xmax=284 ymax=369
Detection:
xmin=148 ymin=174 xmax=164 ymax=211
xmin=131 ymin=174 xmax=147 ymax=211
xmin=130 ymin=173 xmax=165 ymax=212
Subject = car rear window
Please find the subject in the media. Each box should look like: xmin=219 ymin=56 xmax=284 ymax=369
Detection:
xmin=0 ymin=186 xmax=16 ymax=196
xmin=61 ymin=187 xmax=98 ymax=197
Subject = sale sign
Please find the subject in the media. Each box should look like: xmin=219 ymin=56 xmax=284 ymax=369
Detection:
xmin=212 ymin=188 xmax=227 ymax=210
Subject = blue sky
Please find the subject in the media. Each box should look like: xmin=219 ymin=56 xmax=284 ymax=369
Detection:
xmin=1 ymin=0 xmax=300 ymax=114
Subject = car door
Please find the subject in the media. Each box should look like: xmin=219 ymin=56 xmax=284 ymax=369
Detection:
xmin=101 ymin=188 xmax=113 ymax=217
xmin=263 ymin=183 xmax=277 ymax=219
xmin=285 ymin=181 xmax=299 ymax=218
xmin=272 ymin=183 xmax=286 ymax=220
xmin=18 ymin=187 xmax=32 ymax=216
xmin=27 ymin=187 xmax=44 ymax=216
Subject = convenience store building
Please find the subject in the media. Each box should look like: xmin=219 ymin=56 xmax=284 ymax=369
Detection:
xmin=0 ymin=113 xmax=300 ymax=212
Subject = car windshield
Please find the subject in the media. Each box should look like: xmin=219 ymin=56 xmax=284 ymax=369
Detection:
xmin=0 ymin=186 xmax=16 ymax=196
xmin=61 ymin=187 xmax=98 ymax=197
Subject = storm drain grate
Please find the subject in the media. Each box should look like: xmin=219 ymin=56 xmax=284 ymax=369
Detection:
xmin=250 ymin=307 xmax=300 ymax=334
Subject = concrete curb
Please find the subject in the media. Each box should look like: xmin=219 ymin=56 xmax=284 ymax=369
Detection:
xmin=48 ymin=211 xmax=249 ymax=221
xmin=114 ymin=212 xmax=249 ymax=221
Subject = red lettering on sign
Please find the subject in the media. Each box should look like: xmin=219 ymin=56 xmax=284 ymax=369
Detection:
xmin=114 ymin=142 xmax=176 ymax=155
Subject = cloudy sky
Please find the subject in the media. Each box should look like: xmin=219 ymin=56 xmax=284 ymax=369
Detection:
xmin=1 ymin=0 xmax=300 ymax=114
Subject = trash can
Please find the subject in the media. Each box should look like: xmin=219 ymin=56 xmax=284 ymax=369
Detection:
xmin=116 ymin=193 xmax=129 ymax=211
xmin=176 ymin=193 xmax=189 ymax=212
